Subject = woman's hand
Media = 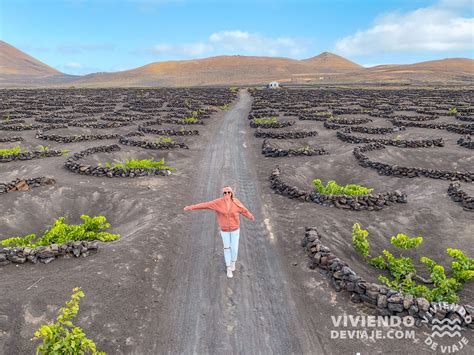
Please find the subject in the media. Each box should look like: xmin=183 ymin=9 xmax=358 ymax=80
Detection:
xmin=183 ymin=206 xmax=192 ymax=211
xmin=250 ymin=214 xmax=255 ymax=221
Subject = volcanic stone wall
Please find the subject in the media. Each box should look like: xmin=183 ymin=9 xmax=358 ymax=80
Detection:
xmin=301 ymin=227 xmax=473 ymax=326
xmin=270 ymin=167 xmax=407 ymax=211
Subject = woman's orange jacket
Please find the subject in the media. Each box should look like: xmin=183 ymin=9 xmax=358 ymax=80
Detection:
xmin=187 ymin=197 xmax=254 ymax=231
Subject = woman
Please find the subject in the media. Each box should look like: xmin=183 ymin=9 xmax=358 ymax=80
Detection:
xmin=183 ymin=186 xmax=255 ymax=278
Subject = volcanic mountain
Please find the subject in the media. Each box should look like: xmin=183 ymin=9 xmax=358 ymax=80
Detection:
xmin=0 ymin=40 xmax=61 ymax=76
xmin=0 ymin=40 xmax=473 ymax=87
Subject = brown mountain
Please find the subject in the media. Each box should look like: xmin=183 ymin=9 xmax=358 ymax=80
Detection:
xmin=71 ymin=53 xmax=362 ymax=87
xmin=0 ymin=40 xmax=61 ymax=76
xmin=0 ymin=40 xmax=472 ymax=87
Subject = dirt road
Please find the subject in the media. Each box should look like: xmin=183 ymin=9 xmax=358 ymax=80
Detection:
xmin=1 ymin=89 xmax=469 ymax=355
xmin=152 ymin=90 xmax=323 ymax=354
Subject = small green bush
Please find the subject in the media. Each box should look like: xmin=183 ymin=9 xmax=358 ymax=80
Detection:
xmin=0 ymin=146 xmax=22 ymax=156
xmin=448 ymin=107 xmax=458 ymax=114
xmin=220 ymin=103 xmax=230 ymax=111
xmin=352 ymin=223 xmax=369 ymax=258
xmin=313 ymin=179 xmax=373 ymax=196
xmin=253 ymin=117 xmax=278 ymax=125
xmin=111 ymin=158 xmax=174 ymax=171
xmin=155 ymin=136 xmax=173 ymax=144
xmin=351 ymin=223 xmax=473 ymax=303
xmin=1 ymin=215 xmax=119 ymax=248
xmin=183 ymin=117 xmax=198 ymax=123
xmin=34 ymin=287 xmax=105 ymax=355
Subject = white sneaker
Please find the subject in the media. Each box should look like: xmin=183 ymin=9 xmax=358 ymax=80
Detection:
xmin=226 ymin=267 xmax=233 ymax=278
xmin=230 ymin=261 xmax=236 ymax=271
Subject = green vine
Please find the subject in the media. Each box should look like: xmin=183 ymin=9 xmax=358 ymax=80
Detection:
xmin=33 ymin=287 xmax=105 ymax=354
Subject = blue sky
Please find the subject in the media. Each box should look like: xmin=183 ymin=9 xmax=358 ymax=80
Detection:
xmin=1 ymin=0 xmax=472 ymax=75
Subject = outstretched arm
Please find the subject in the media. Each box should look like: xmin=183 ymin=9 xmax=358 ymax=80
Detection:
xmin=238 ymin=203 xmax=255 ymax=221
xmin=184 ymin=199 xmax=220 ymax=212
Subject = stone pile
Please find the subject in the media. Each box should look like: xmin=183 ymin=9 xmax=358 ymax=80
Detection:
xmin=342 ymin=126 xmax=404 ymax=135
xmin=262 ymin=139 xmax=328 ymax=157
xmin=328 ymin=117 xmax=372 ymax=125
xmin=162 ymin=118 xmax=205 ymax=125
xmin=0 ymin=136 xmax=23 ymax=143
xmin=336 ymin=131 xmax=444 ymax=148
xmin=0 ymin=123 xmax=67 ymax=131
xmin=0 ymin=241 xmax=100 ymax=266
xmin=68 ymin=120 xmax=132 ymax=128
xmin=448 ymin=183 xmax=474 ymax=211
xmin=0 ymin=149 xmax=65 ymax=163
xmin=250 ymin=120 xmax=295 ymax=129
xmin=353 ymin=144 xmax=473 ymax=182
xmin=457 ymin=136 xmax=474 ymax=149
xmin=270 ymin=167 xmax=407 ymax=211
xmin=0 ymin=177 xmax=55 ymax=194
xmin=391 ymin=119 xmax=474 ymax=135
xmin=65 ymin=144 xmax=173 ymax=178
xmin=138 ymin=126 xmax=199 ymax=136
xmin=36 ymin=131 xmax=119 ymax=143
xmin=119 ymin=136 xmax=188 ymax=150
xmin=301 ymin=227 xmax=473 ymax=325
xmin=255 ymin=129 xmax=318 ymax=139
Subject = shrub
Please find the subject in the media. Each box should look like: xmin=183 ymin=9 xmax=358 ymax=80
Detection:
xmin=0 ymin=146 xmax=22 ymax=156
xmin=313 ymin=179 xmax=373 ymax=196
xmin=220 ymin=103 xmax=230 ymax=111
xmin=351 ymin=223 xmax=474 ymax=303
xmin=155 ymin=136 xmax=173 ymax=144
xmin=252 ymin=117 xmax=278 ymax=125
xmin=390 ymin=233 xmax=423 ymax=251
xmin=33 ymin=287 xmax=105 ymax=355
xmin=229 ymin=87 xmax=238 ymax=93
xmin=1 ymin=215 xmax=119 ymax=248
xmin=352 ymin=223 xmax=369 ymax=258
xmin=111 ymin=158 xmax=175 ymax=171
xmin=183 ymin=117 xmax=198 ymax=123
xmin=448 ymin=107 xmax=458 ymax=114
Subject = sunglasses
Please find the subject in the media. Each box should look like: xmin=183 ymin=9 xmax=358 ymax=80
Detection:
xmin=223 ymin=191 xmax=232 ymax=195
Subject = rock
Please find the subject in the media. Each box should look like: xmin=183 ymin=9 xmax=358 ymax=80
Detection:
xmin=408 ymin=305 xmax=419 ymax=316
xmin=388 ymin=303 xmax=404 ymax=313
xmin=388 ymin=294 xmax=403 ymax=303
xmin=403 ymin=294 xmax=414 ymax=309
xmin=15 ymin=180 xmax=29 ymax=191
xmin=27 ymin=255 xmax=38 ymax=264
xmin=377 ymin=294 xmax=388 ymax=308
xmin=39 ymin=257 xmax=55 ymax=264
xmin=7 ymin=254 xmax=26 ymax=264
xmin=417 ymin=298 xmax=430 ymax=312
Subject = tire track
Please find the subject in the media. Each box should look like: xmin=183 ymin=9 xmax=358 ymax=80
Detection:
xmin=153 ymin=90 xmax=325 ymax=354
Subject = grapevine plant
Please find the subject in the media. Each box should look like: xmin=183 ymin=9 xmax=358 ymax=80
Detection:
xmin=0 ymin=146 xmax=22 ymax=156
xmin=313 ymin=179 xmax=373 ymax=196
xmin=351 ymin=223 xmax=473 ymax=303
xmin=1 ymin=215 xmax=119 ymax=248
xmin=33 ymin=287 xmax=105 ymax=355
xmin=252 ymin=117 xmax=278 ymax=125
xmin=108 ymin=158 xmax=174 ymax=171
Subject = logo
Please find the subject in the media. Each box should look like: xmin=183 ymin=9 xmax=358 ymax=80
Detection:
xmin=422 ymin=303 xmax=472 ymax=353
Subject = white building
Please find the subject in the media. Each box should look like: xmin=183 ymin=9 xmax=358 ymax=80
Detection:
xmin=267 ymin=81 xmax=279 ymax=89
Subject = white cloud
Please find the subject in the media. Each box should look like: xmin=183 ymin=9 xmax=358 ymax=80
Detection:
xmin=146 ymin=30 xmax=309 ymax=58
xmin=335 ymin=1 xmax=474 ymax=56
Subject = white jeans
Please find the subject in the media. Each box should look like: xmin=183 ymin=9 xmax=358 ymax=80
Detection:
xmin=220 ymin=229 xmax=240 ymax=267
